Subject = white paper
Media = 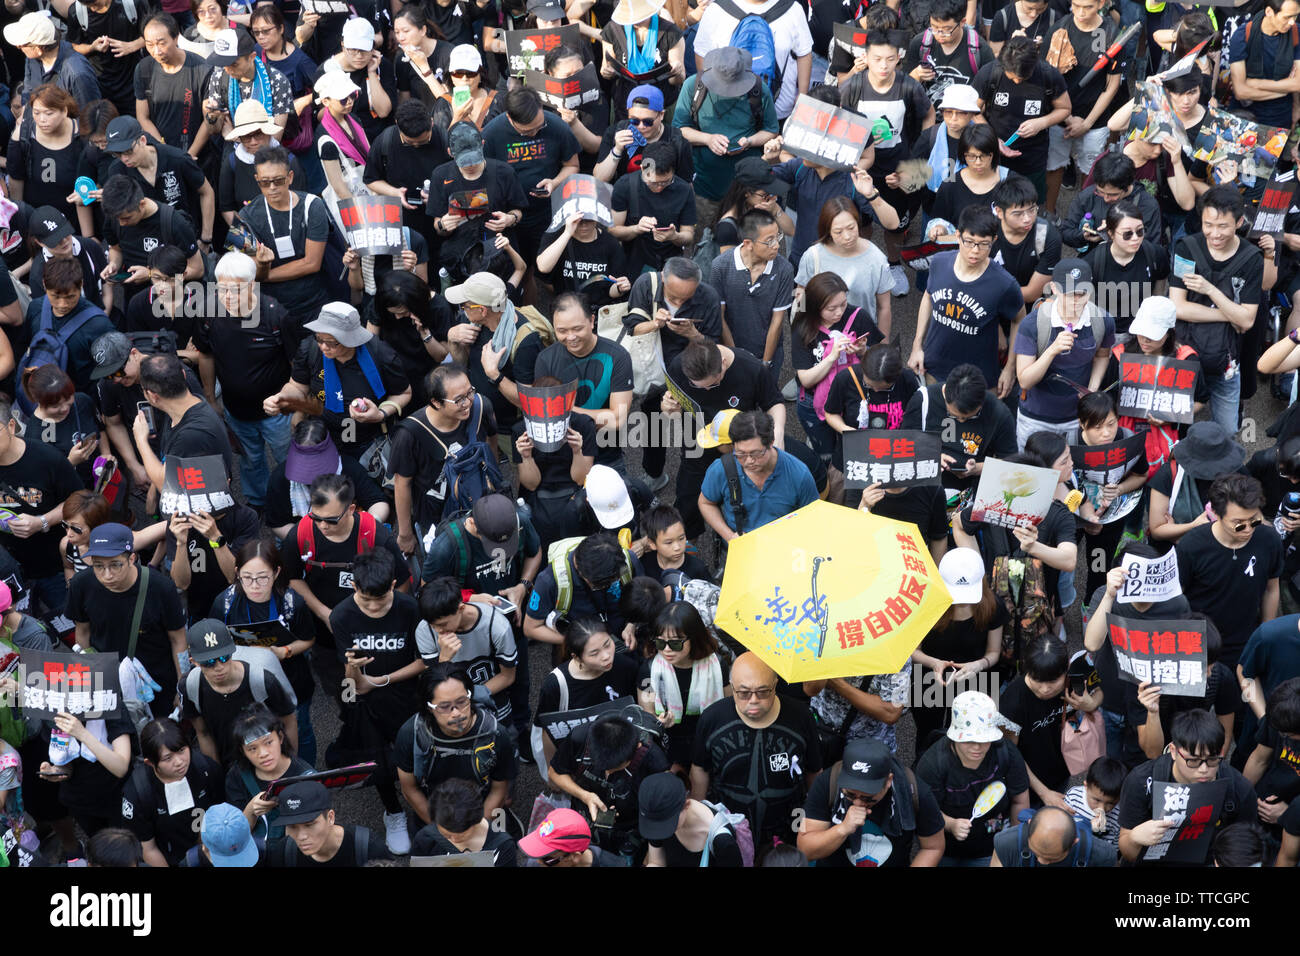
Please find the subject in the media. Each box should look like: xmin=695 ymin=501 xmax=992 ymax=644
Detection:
xmin=1116 ymin=551 xmax=1182 ymax=604
xmin=163 ymin=778 xmax=196 ymax=815
xmin=969 ymin=457 xmax=1059 ymax=531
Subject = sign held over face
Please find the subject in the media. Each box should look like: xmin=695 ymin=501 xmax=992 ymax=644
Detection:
xmin=842 ymin=430 xmax=942 ymax=489
xmin=548 ymin=175 xmax=613 ymax=231
xmin=1116 ymin=354 xmax=1198 ymax=424
xmin=518 ymin=380 xmax=577 ymax=453
xmin=1115 ymin=551 xmax=1182 ymax=605
xmin=160 ymin=456 xmax=236 ymax=516
xmin=505 ymin=24 xmax=581 ymax=74
xmin=780 ymin=94 xmax=874 ymax=171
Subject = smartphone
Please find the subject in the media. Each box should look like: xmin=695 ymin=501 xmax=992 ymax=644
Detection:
xmin=108 ymin=270 xmax=132 ymax=283
xmin=724 ymin=143 xmax=748 ymax=155
xmin=136 ymin=401 xmax=155 ymax=433
xmin=593 ymin=808 xmax=616 ymax=830
xmin=529 ymin=187 xmax=548 ymax=197
xmin=495 ymin=597 xmax=517 ymax=615
xmin=452 ymin=87 xmax=471 ymax=109
xmin=1068 ymin=677 xmax=1087 ymax=697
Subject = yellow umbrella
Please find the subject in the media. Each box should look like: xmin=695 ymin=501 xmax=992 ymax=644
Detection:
xmin=716 ymin=499 xmax=953 ymax=683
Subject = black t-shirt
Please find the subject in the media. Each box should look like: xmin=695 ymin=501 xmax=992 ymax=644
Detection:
xmin=903 ymin=28 xmax=995 ymax=107
xmin=65 ymin=0 xmax=143 ymax=99
xmin=133 ymin=53 xmax=212 ymax=151
xmin=999 ymin=674 xmax=1070 ymax=793
xmin=595 ymin=123 xmax=694 ymax=183
xmin=838 ymin=72 xmax=931 ymax=173
xmin=195 ymin=295 xmax=302 ymax=421
xmin=182 ymin=659 xmax=297 ymax=765
xmin=123 ymin=287 xmax=207 ymax=359
xmin=0 ymin=438 xmax=85 ymax=578
xmin=480 ymin=110 xmax=580 ymax=223
xmin=393 ymin=43 xmax=453 ymax=110
xmin=552 ymin=719 xmax=671 ymax=833
xmin=1256 ymin=714 xmax=1300 ymax=802
xmin=1048 ymin=16 xmax=1121 ymax=121
xmin=271 ymin=825 xmax=393 ymax=867
xmin=104 ymin=202 xmax=199 ymax=270
xmin=1176 ymin=523 xmax=1284 ymax=663
xmin=667 ymin=346 xmax=782 ymax=477
xmin=363 ymin=123 xmax=450 ymax=198
xmin=658 ymin=825 xmax=744 ymax=867
xmin=689 ymin=697 xmax=824 ymax=843
xmin=635 ymin=653 xmax=732 ymax=763
xmin=803 ymin=766 xmax=946 ymax=867
xmin=532 ymin=338 xmax=634 ymax=468
xmin=870 ymin=485 xmax=949 ymax=543
xmin=823 ymin=366 xmax=921 ymax=471
xmin=106 ymin=143 xmax=208 ymax=228
xmin=410 ymin=826 xmax=518 ymax=865
xmin=388 ymin=402 xmax=498 ymax=529
xmin=165 ymin=504 xmax=263 ymax=619
xmin=394 ymin=709 xmax=518 ymax=799
xmin=1169 ymin=235 xmax=1264 ymax=374
xmin=29 ymin=392 xmax=100 ymax=487
xmin=509 ymin=415 xmax=598 ymax=493
xmin=961 ymin=499 xmax=1077 ymax=614
xmin=901 ymin=384 xmax=1018 ymax=491
xmin=309 ymin=61 xmax=398 ymax=143
xmin=7 ymin=133 xmax=86 ymax=222
xmin=992 ymin=218 xmax=1063 ymax=289
xmin=280 ymin=517 xmax=411 ymax=614
xmin=640 ymin=549 xmax=713 ymax=589
xmin=424 ymin=159 xmax=530 ymax=268
xmin=971 ymin=60 xmax=1067 ymax=172
xmin=120 ymin=752 xmax=224 ymax=865
xmin=449 ymin=317 xmax=545 ymax=429
xmin=160 ymin=399 xmax=235 ymax=479
xmin=1115 ymin=757 xmax=1257 ymax=864
xmin=66 ymin=566 xmax=188 ymax=708
xmin=534 ymin=655 xmax=641 ymax=726
xmin=236 ymin=194 xmax=332 ymax=317
xmin=537 ymin=228 xmax=628 ymax=301
xmin=989 ymin=3 xmax=1053 ymax=48
xmin=1086 ymin=241 xmax=1171 ymax=334
xmin=915 ymin=736 xmax=1030 ymax=858
xmin=610 ymin=172 xmax=698 ymax=277
xmin=50 ymin=715 xmax=136 ymax=815
xmin=920 ymin=603 xmax=1011 ymax=667
xmin=265 ymin=455 xmax=386 ymax=531
xmin=420 ymin=513 xmax=541 ymax=595
xmin=290 ymin=337 xmax=411 ymax=459
xmin=217 ymin=148 xmax=306 ymax=215
xmin=328 ymin=592 xmax=423 ymax=724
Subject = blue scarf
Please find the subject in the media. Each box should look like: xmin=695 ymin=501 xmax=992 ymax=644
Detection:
xmin=322 ymin=344 xmax=386 ymax=413
xmin=227 ymin=53 xmax=274 ymax=119
xmin=926 ymin=129 xmax=957 ymax=192
xmin=625 ymin=17 xmax=658 ymax=75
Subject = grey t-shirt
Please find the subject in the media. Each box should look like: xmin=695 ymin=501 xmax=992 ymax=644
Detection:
xmin=414 ymin=601 xmax=519 ymax=720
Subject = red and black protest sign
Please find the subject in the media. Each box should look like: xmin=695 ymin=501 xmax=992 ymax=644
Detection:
xmin=1070 ymin=432 xmax=1147 ymax=486
xmin=1146 ymin=779 xmax=1228 ymax=864
xmin=781 ymin=95 xmax=873 ymax=171
xmin=1116 ymin=354 xmax=1198 ymax=424
xmin=521 ymin=63 xmax=602 ymax=112
xmin=337 ymin=195 xmax=406 ymax=256
xmin=17 ymin=649 xmax=125 ymax=722
xmin=548 ymin=174 xmax=613 ymax=231
xmin=1107 ymin=615 xmax=1208 ymax=697
xmin=519 ymin=380 xmax=577 ymax=453
xmin=265 ymin=762 xmax=378 ymax=798
xmin=1250 ymin=168 xmax=1297 ymax=239
xmin=842 ymin=430 xmax=942 ymax=489
xmin=505 ymin=24 xmax=581 ymax=74
xmin=160 ymin=455 xmax=235 ymax=516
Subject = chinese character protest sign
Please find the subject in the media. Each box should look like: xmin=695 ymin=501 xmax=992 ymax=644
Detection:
xmin=1070 ymin=432 xmax=1147 ymax=486
xmin=300 ymin=0 xmax=350 ymax=12
xmin=780 ymin=95 xmax=873 ymax=171
xmin=536 ymin=696 xmax=635 ymax=742
xmin=337 ymin=195 xmax=406 ymax=256
xmin=445 ymin=188 xmax=490 ymax=219
xmin=1116 ymin=551 xmax=1182 ymax=605
xmin=1146 ymin=779 xmax=1228 ymax=864
xmin=842 ymin=430 xmax=941 ymax=489
xmin=518 ymin=380 xmax=577 ymax=453
xmin=1107 ymin=615 xmax=1207 ymax=697
xmin=1250 ymin=168 xmax=1297 ymax=239
xmin=17 ymin=649 xmax=124 ymax=721
xmin=1116 ymin=354 xmax=1198 ymax=424
xmin=548 ymin=175 xmax=613 ymax=231
xmin=970 ymin=457 xmax=1059 ymax=530
xmin=522 ymin=63 xmax=602 ymax=112
xmin=505 ymin=24 xmax=580 ymax=74
xmin=160 ymin=455 xmax=235 ymax=516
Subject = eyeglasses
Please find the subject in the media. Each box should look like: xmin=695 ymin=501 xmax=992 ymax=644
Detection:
xmin=440 ymin=386 xmax=476 ymax=407
xmin=250 ymin=25 xmax=278 ymax=35
xmin=1228 ymin=517 xmax=1264 ymax=533
xmin=256 ymin=175 xmax=288 ymax=188
xmin=1095 ymin=189 xmax=1125 ymax=203
xmin=239 ymin=572 xmax=273 ymax=587
xmin=629 ymin=116 xmax=656 ymax=127
xmin=733 ymin=447 xmax=770 ymax=463
xmin=62 ymin=521 xmax=86 ymax=535
xmin=91 ymin=560 xmax=129 ymax=575
xmin=654 ymin=637 xmax=687 ymax=651
xmin=198 ymin=654 xmax=233 ymax=668
xmin=930 ymin=21 xmax=961 ymax=34
xmin=539 ymin=852 xmax=566 ymax=866
xmin=432 ymin=696 xmax=473 ymax=714
xmin=314 ymin=336 xmax=342 ymax=348
xmin=733 ymin=687 xmax=775 ymax=701
xmin=754 ymin=235 xmax=782 ymax=248
xmin=1175 ymin=748 xmax=1223 ymax=769
xmin=308 ymin=511 xmax=348 ymax=525
xmin=959 ymin=236 xmax=993 ymax=251
xmin=1117 ymin=227 xmax=1145 ymax=240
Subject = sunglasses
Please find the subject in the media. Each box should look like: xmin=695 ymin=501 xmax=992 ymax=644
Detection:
xmin=1117 ymin=227 xmax=1145 ymax=240
xmin=62 ymin=521 xmax=86 ymax=535
xmin=308 ymin=511 xmax=348 ymax=525
xmin=451 ymin=69 xmax=477 ymax=78
xmin=654 ymin=637 xmax=687 ymax=651
xmin=539 ymin=852 xmax=565 ymax=866
xmin=198 ymin=654 xmax=232 ymax=667
xmin=256 ymin=176 xmax=288 ymax=188
xmin=629 ymin=116 xmax=656 ymax=127
xmin=1228 ymin=517 xmax=1263 ymax=533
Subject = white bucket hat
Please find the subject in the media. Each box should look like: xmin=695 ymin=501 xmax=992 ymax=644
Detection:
xmin=948 ymin=691 xmax=1015 ymax=743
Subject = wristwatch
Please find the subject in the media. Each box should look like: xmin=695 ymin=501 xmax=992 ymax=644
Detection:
xmin=209 ymin=535 xmax=226 ymax=549
xmin=490 ymin=371 xmax=505 ymax=385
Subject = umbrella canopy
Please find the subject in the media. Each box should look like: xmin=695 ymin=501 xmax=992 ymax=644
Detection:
xmin=716 ymin=500 xmax=953 ymax=683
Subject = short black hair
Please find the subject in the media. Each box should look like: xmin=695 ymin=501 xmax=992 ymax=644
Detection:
xmin=1077 ymin=390 xmax=1117 ymax=430
xmin=147 ymin=244 xmax=189 ymax=277
xmin=944 ymin=364 xmax=987 ymax=414
xmin=957 ymin=204 xmax=998 ymax=239
xmin=395 ymin=98 xmax=432 ymax=137
xmin=1086 ymin=755 xmax=1127 ymax=798
xmin=992 ymin=173 xmax=1038 ymax=213
xmin=420 ymin=576 xmax=464 ymax=622
xmin=959 ymin=122 xmax=999 ymax=164
xmin=1025 ymin=430 xmax=1067 ymax=468
xmin=1000 ymin=35 xmax=1039 ymax=77
xmin=642 ymin=140 xmax=676 ymax=177
xmin=680 ymin=339 xmax=722 ymax=382
xmin=1267 ymin=677 xmax=1300 ymax=735
xmin=1023 ymin=636 xmax=1068 ymax=682
xmin=739 ymin=208 xmax=777 ymax=242
xmin=504 ymin=86 xmax=543 ymax=124
xmin=1201 ymin=184 xmax=1246 ymax=223
xmin=864 ymin=29 xmax=895 ymax=49
xmin=100 ymin=174 xmax=144 ymax=218
xmin=1163 ymin=67 xmax=1202 ymax=95
xmin=728 ymin=409 xmax=775 ymax=446
xmin=350 ymin=547 xmax=395 ymax=596
xmin=1277 ymin=436 xmax=1300 ymax=480
xmin=87 ymin=829 xmax=143 ymax=867
xmin=573 ymin=533 xmax=626 ymax=588
xmin=140 ymin=717 xmax=187 ymax=764
xmin=252 ymin=144 xmax=290 ymax=169
xmin=587 ymin=713 xmax=640 ymax=772
xmin=642 ymin=504 xmax=685 ymax=543
xmin=139 ymin=353 xmax=189 ymax=399
xmin=309 ymin=473 xmax=355 ymax=509
xmin=1093 ymin=151 xmax=1135 ymax=191
xmin=1170 ymin=708 xmax=1225 ymax=756
xmin=1212 ymin=821 xmax=1268 ymax=867
xmin=432 ymin=778 xmax=483 ymax=832
xmin=930 ymin=0 xmax=967 ymax=22
xmin=1209 ymin=473 xmax=1265 ymax=517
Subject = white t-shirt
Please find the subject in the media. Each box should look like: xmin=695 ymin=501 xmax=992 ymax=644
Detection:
xmin=693 ymin=0 xmax=814 ymax=118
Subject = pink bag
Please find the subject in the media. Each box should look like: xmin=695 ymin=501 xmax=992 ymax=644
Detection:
xmin=809 ymin=307 xmax=862 ymax=421
xmin=1061 ymin=708 xmax=1105 ymax=776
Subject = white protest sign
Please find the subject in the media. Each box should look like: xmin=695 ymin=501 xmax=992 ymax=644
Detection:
xmin=1116 ymin=550 xmax=1182 ymax=605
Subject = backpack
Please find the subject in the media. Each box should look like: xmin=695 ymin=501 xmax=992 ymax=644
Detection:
xmin=716 ymin=0 xmax=796 ymax=100
xmin=281 ymin=826 xmax=370 ymax=866
xmin=691 ymin=226 xmax=721 ymax=285
xmin=184 ymin=644 xmax=297 ymax=714
xmin=808 ymin=298 xmax=864 ymax=420
xmin=74 ymin=0 xmax=137 ymax=30
xmin=1061 ymin=706 xmax=1104 ymax=776
xmin=689 ymin=74 xmax=765 ymax=135
xmin=546 ymin=536 xmax=636 ymax=616
xmin=719 ymin=452 xmax=748 ymax=535
xmin=918 ymin=24 xmax=981 ymax=75
xmin=699 ymin=798 xmax=755 ymax=867
xmin=402 ymin=395 xmax=505 ymax=519
xmin=990 ymin=554 xmax=1054 ymax=668
xmin=1015 ymin=808 xmax=1093 ymax=867
xmin=512 ymin=306 xmax=556 ymax=363
xmin=295 ymin=510 xmax=378 ymax=571
xmin=126 ymin=328 xmax=179 ymax=357
xmin=18 ymin=298 xmax=102 ymax=413
xmin=412 ymin=700 xmax=502 ymax=790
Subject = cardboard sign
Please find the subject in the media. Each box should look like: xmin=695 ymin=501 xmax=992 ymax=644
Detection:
xmin=17 ymin=649 xmax=125 ymax=722
xmin=1116 ymin=354 xmax=1199 ymax=424
xmin=1191 ymin=107 xmax=1286 ymax=186
xmin=264 ymin=762 xmax=379 ymax=798
xmin=228 ymin=618 xmax=297 ymax=649
xmin=337 ymin=195 xmax=406 ymax=256
xmin=505 ymin=24 xmax=581 ymax=74
xmin=522 ymin=63 xmax=602 ymax=111
xmin=1145 ymin=779 xmax=1228 ymax=864
xmin=1250 ymin=168 xmax=1297 ymax=239
xmin=548 ymin=174 xmax=613 ymax=231
xmin=969 ymin=457 xmax=1060 ymax=530
xmin=1116 ymin=551 xmax=1182 ymax=605
xmin=842 ymin=430 xmax=942 ymax=489
xmin=160 ymin=455 xmax=236 ymax=515
xmin=518 ymin=380 xmax=577 ymax=453
xmin=1070 ymin=433 xmax=1148 ymax=486
xmin=300 ymin=0 xmax=351 ymax=13
xmin=605 ymin=54 xmax=671 ymax=84
xmin=1128 ymin=81 xmax=1190 ymax=154
xmin=1107 ymin=615 xmax=1208 ymax=697
xmin=780 ymin=95 xmax=873 ymax=171
xmin=536 ymin=695 xmax=636 ymax=742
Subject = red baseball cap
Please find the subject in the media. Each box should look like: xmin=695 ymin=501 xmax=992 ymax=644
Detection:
xmin=518 ymin=808 xmax=591 ymax=858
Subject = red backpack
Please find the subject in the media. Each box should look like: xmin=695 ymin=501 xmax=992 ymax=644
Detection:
xmin=295 ymin=511 xmax=378 ymax=571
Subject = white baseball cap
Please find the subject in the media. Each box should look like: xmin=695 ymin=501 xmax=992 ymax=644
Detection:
xmin=939 ymin=84 xmax=980 ymax=113
xmin=341 ymin=17 xmax=376 ymax=50
xmin=315 ymin=70 xmax=362 ymax=102
xmin=585 ymin=465 xmax=634 ymax=529
xmin=449 ymin=44 xmax=483 ymax=73
xmin=3 ymin=11 xmax=56 ymax=46
xmin=1128 ymin=295 xmax=1177 ymax=341
xmin=939 ymin=548 xmax=985 ymax=605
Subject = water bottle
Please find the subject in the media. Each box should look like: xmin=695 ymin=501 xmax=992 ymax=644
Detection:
xmin=1082 ymin=212 xmax=1093 ymax=236
xmin=1281 ymin=492 xmax=1300 ymax=530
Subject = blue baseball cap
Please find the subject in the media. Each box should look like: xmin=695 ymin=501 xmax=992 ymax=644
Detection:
xmin=626 ymin=85 xmax=664 ymax=112
xmin=201 ymin=804 xmax=260 ymax=867
xmin=84 ymin=522 xmax=133 ymax=557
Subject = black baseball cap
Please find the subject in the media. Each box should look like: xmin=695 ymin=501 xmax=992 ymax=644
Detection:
xmin=637 ymin=772 xmax=687 ymax=841
xmin=30 ymin=206 xmax=72 ymax=247
xmin=186 ymin=618 xmax=236 ymax=664
xmin=471 ymin=494 xmax=520 ymax=563
xmin=104 ymin=116 xmax=145 ymax=153
xmin=837 ymin=738 xmax=892 ymax=792
xmin=275 ymin=781 xmax=331 ymax=825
